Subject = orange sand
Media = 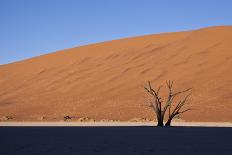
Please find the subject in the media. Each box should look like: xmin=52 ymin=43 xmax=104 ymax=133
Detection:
xmin=0 ymin=26 xmax=232 ymax=122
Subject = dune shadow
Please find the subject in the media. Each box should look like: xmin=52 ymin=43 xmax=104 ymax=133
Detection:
xmin=1 ymin=126 xmax=232 ymax=155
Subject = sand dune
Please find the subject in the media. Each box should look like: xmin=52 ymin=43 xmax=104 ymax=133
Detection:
xmin=0 ymin=26 xmax=232 ymax=122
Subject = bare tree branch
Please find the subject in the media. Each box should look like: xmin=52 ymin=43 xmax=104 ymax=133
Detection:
xmin=144 ymin=80 xmax=192 ymax=126
xmin=172 ymin=88 xmax=192 ymax=97
xmin=179 ymin=108 xmax=191 ymax=114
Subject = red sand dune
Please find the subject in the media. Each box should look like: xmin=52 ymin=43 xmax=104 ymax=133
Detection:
xmin=0 ymin=26 xmax=232 ymax=122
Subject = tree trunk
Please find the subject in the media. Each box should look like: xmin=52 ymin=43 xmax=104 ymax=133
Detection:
xmin=157 ymin=114 xmax=164 ymax=126
xmin=165 ymin=118 xmax=172 ymax=126
xmin=157 ymin=120 xmax=164 ymax=126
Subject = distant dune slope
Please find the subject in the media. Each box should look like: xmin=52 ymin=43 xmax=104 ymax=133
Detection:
xmin=0 ymin=26 xmax=232 ymax=122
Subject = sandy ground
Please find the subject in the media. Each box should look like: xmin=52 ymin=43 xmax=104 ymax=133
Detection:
xmin=1 ymin=122 xmax=232 ymax=127
xmin=0 ymin=26 xmax=232 ymax=122
xmin=1 ymin=127 xmax=232 ymax=155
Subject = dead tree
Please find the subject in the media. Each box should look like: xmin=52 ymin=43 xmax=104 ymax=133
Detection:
xmin=144 ymin=80 xmax=192 ymax=126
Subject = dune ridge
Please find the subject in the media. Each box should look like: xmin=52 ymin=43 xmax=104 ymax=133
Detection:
xmin=0 ymin=26 xmax=232 ymax=122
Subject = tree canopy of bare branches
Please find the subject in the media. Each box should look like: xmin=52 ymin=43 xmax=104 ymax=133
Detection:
xmin=144 ymin=80 xmax=192 ymax=126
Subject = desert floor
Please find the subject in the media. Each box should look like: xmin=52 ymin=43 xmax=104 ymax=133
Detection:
xmin=1 ymin=122 xmax=232 ymax=127
xmin=1 ymin=126 xmax=232 ymax=155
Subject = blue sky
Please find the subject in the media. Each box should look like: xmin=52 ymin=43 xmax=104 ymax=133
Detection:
xmin=0 ymin=0 xmax=231 ymax=64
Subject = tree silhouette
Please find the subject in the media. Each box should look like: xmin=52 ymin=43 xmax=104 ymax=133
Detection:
xmin=144 ymin=80 xmax=192 ymax=126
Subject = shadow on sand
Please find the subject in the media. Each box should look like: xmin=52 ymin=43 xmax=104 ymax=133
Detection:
xmin=1 ymin=126 xmax=232 ymax=155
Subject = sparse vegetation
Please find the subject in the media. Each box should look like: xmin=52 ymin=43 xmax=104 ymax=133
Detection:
xmin=144 ymin=80 xmax=192 ymax=126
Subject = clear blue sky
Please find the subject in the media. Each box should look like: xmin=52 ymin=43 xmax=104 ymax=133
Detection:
xmin=0 ymin=0 xmax=231 ymax=64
